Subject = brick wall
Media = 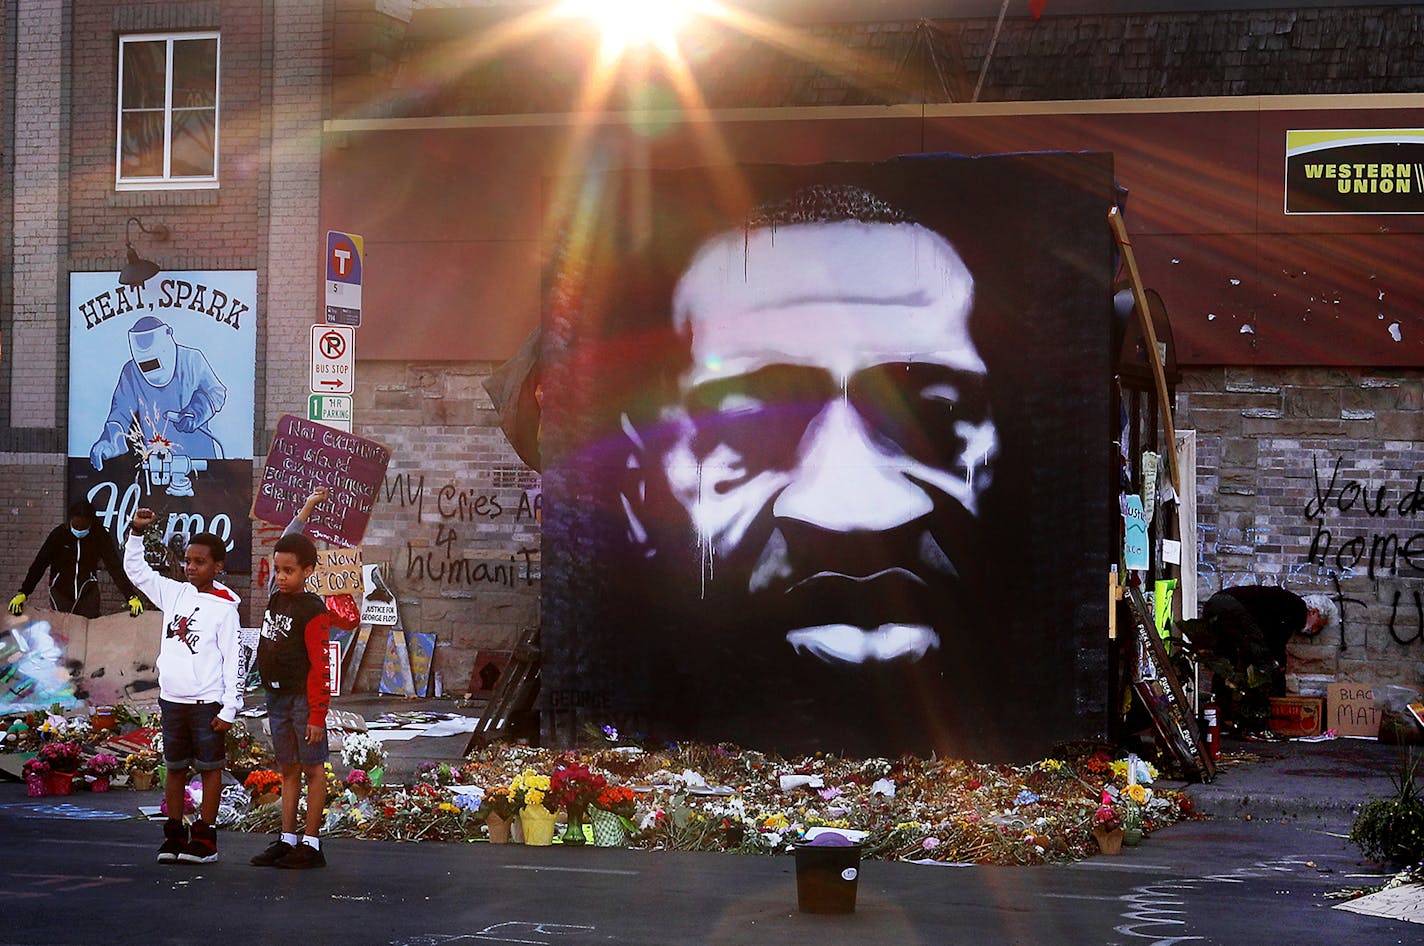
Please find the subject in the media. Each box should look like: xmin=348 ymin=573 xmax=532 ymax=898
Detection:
xmin=353 ymin=360 xmax=541 ymax=693
xmin=1179 ymin=366 xmax=1424 ymax=695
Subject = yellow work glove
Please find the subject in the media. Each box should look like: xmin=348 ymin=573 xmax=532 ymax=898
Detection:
xmin=128 ymin=596 xmax=144 ymax=618
xmin=7 ymin=593 xmax=25 ymax=616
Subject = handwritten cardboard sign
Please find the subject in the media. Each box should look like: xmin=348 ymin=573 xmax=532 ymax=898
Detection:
xmin=253 ymin=415 xmax=391 ymax=547
xmin=306 ymin=546 xmax=363 ymax=596
xmin=1327 ymin=682 xmax=1379 ymax=738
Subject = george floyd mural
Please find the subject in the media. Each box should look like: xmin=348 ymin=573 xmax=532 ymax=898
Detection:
xmin=541 ymin=153 xmax=1116 ymax=761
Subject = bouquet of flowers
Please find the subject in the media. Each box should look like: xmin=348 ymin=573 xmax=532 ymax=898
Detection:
xmin=344 ymin=769 xmax=372 ymax=792
xmin=86 ymin=753 xmax=120 ymax=778
xmin=23 ymin=757 xmax=51 ymax=779
xmin=593 ymin=784 xmax=638 ymax=819
xmin=125 ymin=750 xmax=160 ymax=774
xmin=341 ymin=732 xmax=387 ymax=773
xmin=550 ymin=763 xmax=606 ymax=811
xmin=244 ymin=769 xmax=283 ymax=798
xmin=414 ymin=762 xmax=459 ymax=787
xmin=1092 ymin=801 xmax=1122 ymax=833
xmin=40 ymin=740 xmax=82 ymax=773
xmin=478 ymin=785 xmax=520 ymax=820
xmin=225 ymin=720 xmax=272 ymax=775
xmin=511 ymin=769 xmax=554 ymax=813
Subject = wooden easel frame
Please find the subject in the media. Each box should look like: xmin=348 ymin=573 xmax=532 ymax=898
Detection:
xmin=462 ymin=625 xmax=540 ymax=753
xmin=1126 ymin=584 xmax=1215 ymax=783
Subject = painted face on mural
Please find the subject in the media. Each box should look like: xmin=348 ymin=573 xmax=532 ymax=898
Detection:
xmin=630 ymin=215 xmax=998 ymax=665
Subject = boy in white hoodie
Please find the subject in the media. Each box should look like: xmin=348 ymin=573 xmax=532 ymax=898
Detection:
xmin=124 ymin=508 xmax=242 ymax=865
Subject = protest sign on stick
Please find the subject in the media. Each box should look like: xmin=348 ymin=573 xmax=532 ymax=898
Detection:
xmin=252 ymin=415 xmax=391 ymax=547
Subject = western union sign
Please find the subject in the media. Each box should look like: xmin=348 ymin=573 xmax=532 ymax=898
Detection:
xmin=1286 ymin=129 xmax=1424 ymax=214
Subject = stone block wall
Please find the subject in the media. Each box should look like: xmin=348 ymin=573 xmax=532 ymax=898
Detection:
xmin=1179 ymin=366 xmax=1424 ymax=695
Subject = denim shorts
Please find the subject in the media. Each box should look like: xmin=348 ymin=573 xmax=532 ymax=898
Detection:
xmin=267 ymin=691 xmax=329 ymax=767
xmin=159 ymin=698 xmax=226 ymax=772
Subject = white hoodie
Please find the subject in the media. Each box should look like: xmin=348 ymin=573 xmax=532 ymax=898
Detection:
xmin=123 ymin=534 xmax=243 ymax=723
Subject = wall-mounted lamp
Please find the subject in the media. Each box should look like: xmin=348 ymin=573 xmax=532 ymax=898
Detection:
xmin=118 ymin=216 xmax=170 ymax=288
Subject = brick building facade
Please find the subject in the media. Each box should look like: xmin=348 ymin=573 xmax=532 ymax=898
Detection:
xmin=4 ymin=1 xmax=1422 ymax=704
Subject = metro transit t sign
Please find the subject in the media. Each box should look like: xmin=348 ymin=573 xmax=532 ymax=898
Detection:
xmin=326 ymin=230 xmax=363 ymax=326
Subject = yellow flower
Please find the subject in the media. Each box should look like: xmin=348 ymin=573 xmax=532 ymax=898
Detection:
xmin=525 ymin=788 xmax=546 ymax=808
xmin=439 ymin=803 xmax=458 ymax=813
xmin=763 ymin=813 xmax=789 ymax=829
xmin=1125 ymin=783 xmax=1148 ymax=805
xmin=1040 ymin=759 xmax=1064 ymax=773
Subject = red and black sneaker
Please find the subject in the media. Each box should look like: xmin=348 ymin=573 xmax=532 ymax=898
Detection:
xmin=157 ymin=818 xmax=188 ymax=864
xmin=177 ymin=820 xmax=219 ymax=864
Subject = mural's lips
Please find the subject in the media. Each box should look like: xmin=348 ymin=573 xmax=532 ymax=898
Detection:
xmin=787 ymin=624 xmax=939 ymax=663
xmin=766 ymin=567 xmax=951 ymax=643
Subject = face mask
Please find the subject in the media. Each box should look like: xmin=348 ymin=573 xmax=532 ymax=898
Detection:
xmin=71 ymin=527 xmax=90 ymax=539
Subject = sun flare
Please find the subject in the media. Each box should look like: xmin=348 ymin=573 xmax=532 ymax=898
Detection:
xmin=557 ymin=0 xmax=711 ymax=57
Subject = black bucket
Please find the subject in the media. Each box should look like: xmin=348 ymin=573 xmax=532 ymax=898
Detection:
xmin=793 ymin=841 xmax=862 ymax=914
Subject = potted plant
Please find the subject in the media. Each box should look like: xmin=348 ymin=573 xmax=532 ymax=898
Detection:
xmin=550 ymin=763 xmax=606 ymax=845
xmin=589 ymin=784 xmax=638 ymax=847
xmin=341 ymin=732 xmax=388 ymax=786
xmin=22 ymin=757 xmax=51 ymax=797
xmin=1350 ymin=751 xmax=1424 ymax=866
xmin=1091 ymin=796 xmax=1124 ymax=855
xmin=39 ymin=741 xmax=82 ymax=795
xmin=478 ymin=785 xmax=521 ymax=843
xmin=85 ymin=752 xmax=120 ymax=792
xmin=124 ymin=750 xmax=160 ymax=791
xmin=344 ymin=768 xmax=374 ymax=799
xmin=243 ymin=769 xmax=283 ymax=806
xmin=512 ymin=769 xmax=556 ymax=846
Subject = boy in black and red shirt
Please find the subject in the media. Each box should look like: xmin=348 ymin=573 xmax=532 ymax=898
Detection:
xmin=249 ymin=533 xmax=332 ymax=869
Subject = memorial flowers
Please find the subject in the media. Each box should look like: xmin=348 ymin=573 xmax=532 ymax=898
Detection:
xmin=341 ymin=732 xmax=387 ymax=773
xmin=510 ymin=769 xmax=553 ymax=811
xmin=550 ymin=762 xmax=606 ymax=811
xmin=86 ymin=752 xmax=120 ymax=777
xmin=39 ymin=740 xmax=81 ymax=773
xmin=593 ymin=785 xmax=637 ymax=819
xmin=479 ymin=785 xmax=520 ymax=820
xmin=244 ymin=769 xmax=282 ymax=801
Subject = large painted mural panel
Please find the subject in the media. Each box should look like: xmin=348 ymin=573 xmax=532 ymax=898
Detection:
xmin=67 ymin=272 xmax=257 ymax=571
xmin=541 ymin=154 xmax=1116 ymax=760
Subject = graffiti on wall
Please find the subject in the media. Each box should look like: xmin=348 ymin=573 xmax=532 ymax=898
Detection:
xmin=381 ymin=473 xmax=540 ymax=590
xmin=1200 ymin=453 xmax=1424 ymax=653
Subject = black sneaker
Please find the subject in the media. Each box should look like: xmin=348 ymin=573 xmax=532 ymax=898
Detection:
xmin=274 ymin=841 xmax=326 ymax=869
xmin=177 ymin=820 xmax=219 ymax=864
xmin=250 ymin=839 xmax=293 ymax=867
xmin=157 ymin=818 xmax=188 ymax=864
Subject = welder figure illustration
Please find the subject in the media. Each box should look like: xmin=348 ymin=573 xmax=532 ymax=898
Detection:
xmin=88 ymin=316 xmax=227 ymax=495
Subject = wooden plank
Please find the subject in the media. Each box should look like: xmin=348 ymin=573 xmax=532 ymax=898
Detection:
xmin=1109 ymin=206 xmax=1179 ymax=493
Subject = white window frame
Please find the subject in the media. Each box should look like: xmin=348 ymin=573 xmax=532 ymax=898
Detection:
xmin=115 ymin=31 xmax=221 ymax=191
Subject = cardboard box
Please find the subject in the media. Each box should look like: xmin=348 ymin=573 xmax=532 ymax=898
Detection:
xmin=1269 ymin=696 xmax=1324 ymax=738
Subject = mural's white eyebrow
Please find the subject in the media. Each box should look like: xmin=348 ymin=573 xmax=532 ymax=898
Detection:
xmin=744 ymin=289 xmax=934 ymax=313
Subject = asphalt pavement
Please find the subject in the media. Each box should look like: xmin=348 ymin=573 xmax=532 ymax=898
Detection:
xmin=5 ymin=698 xmax=1421 ymax=943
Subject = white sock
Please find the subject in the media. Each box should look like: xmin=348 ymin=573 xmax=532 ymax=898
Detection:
xmin=302 ymin=835 xmax=321 ymax=851
xmin=281 ymin=832 xmax=299 ymax=846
